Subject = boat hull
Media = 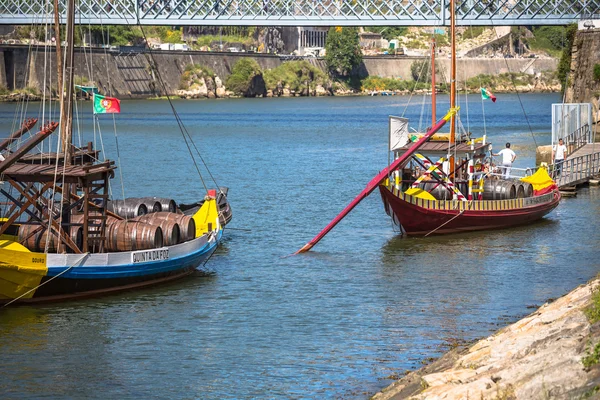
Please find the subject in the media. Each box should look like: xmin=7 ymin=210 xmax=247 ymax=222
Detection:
xmin=379 ymin=185 xmax=560 ymax=235
xmin=0 ymin=230 xmax=221 ymax=304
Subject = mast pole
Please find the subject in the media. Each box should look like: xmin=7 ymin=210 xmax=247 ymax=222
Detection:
xmin=59 ymin=0 xmax=75 ymax=166
xmin=53 ymin=0 xmax=62 ymax=108
xmin=431 ymin=36 xmax=436 ymax=127
xmin=449 ymin=0 xmax=456 ymax=177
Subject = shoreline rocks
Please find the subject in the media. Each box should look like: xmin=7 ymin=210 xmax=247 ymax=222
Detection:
xmin=372 ymin=278 xmax=600 ymax=400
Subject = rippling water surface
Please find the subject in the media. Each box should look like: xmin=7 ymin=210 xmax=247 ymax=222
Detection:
xmin=1 ymin=93 xmax=599 ymax=399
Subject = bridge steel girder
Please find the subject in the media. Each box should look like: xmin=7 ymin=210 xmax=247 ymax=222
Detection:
xmin=0 ymin=0 xmax=598 ymax=26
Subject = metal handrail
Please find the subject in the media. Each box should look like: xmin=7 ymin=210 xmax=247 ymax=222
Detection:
xmin=564 ymin=123 xmax=590 ymax=154
xmin=555 ymin=150 xmax=600 ymax=188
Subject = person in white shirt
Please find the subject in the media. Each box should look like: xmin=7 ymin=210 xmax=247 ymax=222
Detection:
xmin=493 ymin=142 xmax=517 ymax=179
xmin=552 ymin=138 xmax=568 ymax=177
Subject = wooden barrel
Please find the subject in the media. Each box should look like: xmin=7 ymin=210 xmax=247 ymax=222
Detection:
xmin=107 ymin=199 xmax=148 ymax=219
xmin=131 ymin=214 xmax=180 ymax=246
xmin=18 ymin=224 xmax=83 ymax=253
xmin=417 ymin=182 xmax=453 ymax=200
xmin=136 ymin=197 xmax=162 ymax=213
xmin=71 ymin=212 xmax=119 ymax=226
xmin=522 ymin=182 xmax=534 ymax=198
xmin=482 ymin=180 xmax=516 ymax=200
xmin=151 ymin=197 xmax=177 ymax=213
xmin=516 ymin=183 xmax=525 ymax=198
xmin=105 ymin=221 xmax=163 ymax=252
xmin=140 ymin=212 xmax=195 ymax=242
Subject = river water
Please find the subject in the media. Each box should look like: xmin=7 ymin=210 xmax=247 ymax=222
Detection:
xmin=1 ymin=94 xmax=599 ymax=399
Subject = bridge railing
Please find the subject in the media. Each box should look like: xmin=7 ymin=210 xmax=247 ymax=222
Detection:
xmin=555 ymin=149 xmax=600 ymax=188
xmin=0 ymin=0 xmax=598 ymax=25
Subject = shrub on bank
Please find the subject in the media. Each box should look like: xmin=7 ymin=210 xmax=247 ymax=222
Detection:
xmin=225 ymin=58 xmax=265 ymax=97
xmin=263 ymin=61 xmax=328 ymax=93
xmin=361 ymin=76 xmax=431 ymax=92
xmin=179 ymin=64 xmax=216 ymax=91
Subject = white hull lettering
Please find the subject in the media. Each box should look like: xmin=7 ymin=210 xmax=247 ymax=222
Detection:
xmin=132 ymin=248 xmax=169 ymax=264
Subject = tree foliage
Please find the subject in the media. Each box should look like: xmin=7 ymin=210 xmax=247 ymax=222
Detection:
xmin=263 ymin=60 xmax=327 ymax=92
xmin=324 ymin=27 xmax=362 ymax=77
xmin=375 ymin=26 xmax=408 ymax=41
xmin=557 ymin=23 xmax=578 ymax=93
xmin=225 ymin=58 xmax=263 ymax=95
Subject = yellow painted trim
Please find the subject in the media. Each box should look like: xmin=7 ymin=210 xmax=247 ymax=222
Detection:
xmin=192 ymin=198 xmax=220 ymax=238
xmin=0 ymin=241 xmax=47 ymax=300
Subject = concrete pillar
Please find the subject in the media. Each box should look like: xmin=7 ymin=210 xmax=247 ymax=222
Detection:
xmin=0 ymin=51 xmax=6 ymax=88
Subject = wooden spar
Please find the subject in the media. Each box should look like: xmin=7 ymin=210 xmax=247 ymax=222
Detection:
xmin=431 ymin=37 xmax=436 ymax=127
xmin=59 ymin=0 xmax=75 ymax=166
xmin=449 ymin=0 xmax=457 ymax=177
xmin=295 ymin=108 xmax=459 ymax=254
xmin=53 ymin=0 xmax=62 ymax=105
xmin=0 ymin=118 xmax=37 ymax=152
xmin=0 ymin=122 xmax=59 ymax=174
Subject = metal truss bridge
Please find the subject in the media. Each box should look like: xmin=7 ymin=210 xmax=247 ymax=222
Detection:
xmin=0 ymin=0 xmax=598 ymax=26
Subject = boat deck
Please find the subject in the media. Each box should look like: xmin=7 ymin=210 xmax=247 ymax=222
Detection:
xmin=1 ymin=161 xmax=115 ymax=184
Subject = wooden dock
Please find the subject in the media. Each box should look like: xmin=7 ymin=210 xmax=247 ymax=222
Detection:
xmin=556 ymin=143 xmax=600 ymax=189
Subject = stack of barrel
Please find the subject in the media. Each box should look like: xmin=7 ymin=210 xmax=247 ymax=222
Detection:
xmin=101 ymin=197 xmax=195 ymax=252
xmin=482 ymin=179 xmax=534 ymax=200
xmin=17 ymin=196 xmax=197 ymax=253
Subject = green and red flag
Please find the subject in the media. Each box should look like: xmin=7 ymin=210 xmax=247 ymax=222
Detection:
xmin=93 ymin=93 xmax=121 ymax=114
xmin=480 ymin=87 xmax=497 ymax=103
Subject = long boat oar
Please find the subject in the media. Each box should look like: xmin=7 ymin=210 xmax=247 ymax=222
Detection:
xmin=295 ymin=107 xmax=459 ymax=254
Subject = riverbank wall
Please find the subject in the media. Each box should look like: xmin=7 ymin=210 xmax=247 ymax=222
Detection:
xmin=373 ymin=276 xmax=600 ymax=399
xmin=0 ymin=44 xmax=557 ymax=99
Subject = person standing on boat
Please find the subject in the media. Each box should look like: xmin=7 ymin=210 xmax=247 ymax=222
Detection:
xmin=552 ymin=138 xmax=568 ymax=177
xmin=493 ymin=143 xmax=516 ymax=179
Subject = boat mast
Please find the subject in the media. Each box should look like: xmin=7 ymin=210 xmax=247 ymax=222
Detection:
xmin=449 ymin=0 xmax=456 ymax=176
xmin=431 ymin=36 xmax=436 ymax=127
xmin=53 ymin=0 xmax=62 ymax=106
xmin=58 ymin=0 xmax=75 ymax=165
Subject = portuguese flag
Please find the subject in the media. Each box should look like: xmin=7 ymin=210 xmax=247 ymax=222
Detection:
xmin=93 ymin=94 xmax=121 ymax=114
xmin=480 ymin=87 xmax=497 ymax=103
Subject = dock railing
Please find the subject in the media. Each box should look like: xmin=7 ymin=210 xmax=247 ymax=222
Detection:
xmin=565 ymin=123 xmax=591 ymax=154
xmin=555 ymin=150 xmax=600 ymax=188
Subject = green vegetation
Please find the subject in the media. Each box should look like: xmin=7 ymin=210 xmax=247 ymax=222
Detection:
xmin=325 ymin=27 xmax=362 ymax=77
xmin=581 ymin=285 xmax=600 ymax=370
xmin=594 ymin=64 xmax=600 ymax=82
xmin=410 ymin=60 xmax=441 ymax=83
xmin=376 ymin=26 xmax=408 ymax=41
xmin=528 ymin=26 xmax=568 ymax=57
xmin=179 ymin=64 xmax=215 ymax=90
xmin=225 ymin=58 xmax=263 ymax=95
xmin=0 ymin=85 xmax=9 ymax=96
xmin=196 ymin=34 xmax=254 ymax=48
xmin=465 ymin=71 xmax=558 ymax=90
xmin=557 ymin=24 xmax=578 ymax=93
xmin=462 ymin=26 xmax=485 ymax=39
xmin=263 ymin=61 xmax=327 ymax=93
xmin=361 ymin=76 xmax=433 ymax=92
xmin=583 ymin=342 xmax=600 ymax=370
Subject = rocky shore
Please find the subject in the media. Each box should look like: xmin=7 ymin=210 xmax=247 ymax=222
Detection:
xmin=372 ymin=277 xmax=600 ymax=400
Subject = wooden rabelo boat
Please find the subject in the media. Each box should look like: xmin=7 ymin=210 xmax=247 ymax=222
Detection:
xmin=0 ymin=3 xmax=231 ymax=305
xmin=295 ymin=0 xmax=559 ymax=252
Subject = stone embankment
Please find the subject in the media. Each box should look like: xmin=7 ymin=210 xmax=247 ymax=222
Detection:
xmin=373 ymin=278 xmax=600 ymax=400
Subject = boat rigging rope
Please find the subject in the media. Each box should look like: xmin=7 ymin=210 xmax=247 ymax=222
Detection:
xmin=125 ymin=22 xmax=221 ymax=192
xmin=489 ymin=23 xmax=538 ymax=148
xmin=423 ymin=201 xmax=472 ymax=237
xmin=1 ymin=253 xmax=90 ymax=308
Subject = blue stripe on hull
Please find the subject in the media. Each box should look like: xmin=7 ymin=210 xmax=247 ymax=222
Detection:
xmin=46 ymin=231 xmax=221 ymax=280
